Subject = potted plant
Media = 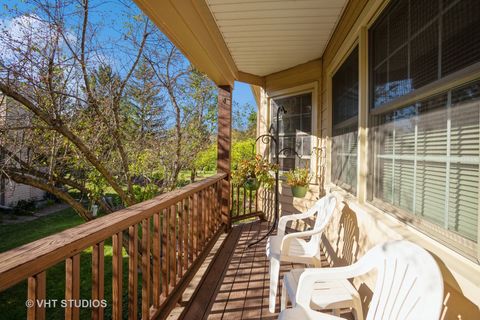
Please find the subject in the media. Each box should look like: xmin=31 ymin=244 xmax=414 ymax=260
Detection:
xmin=284 ymin=168 xmax=311 ymax=198
xmin=232 ymin=155 xmax=277 ymax=190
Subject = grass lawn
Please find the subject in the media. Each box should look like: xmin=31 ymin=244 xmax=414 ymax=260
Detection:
xmin=0 ymin=208 xmax=133 ymax=319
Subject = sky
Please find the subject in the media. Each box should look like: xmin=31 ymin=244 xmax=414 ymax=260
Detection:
xmin=233 ymin=81 xmax=256 ymax=108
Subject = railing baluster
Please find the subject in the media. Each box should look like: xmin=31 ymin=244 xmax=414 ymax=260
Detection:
xmin=204 ymin=188 xmax=210 ymax=239
xmin=169 ymin=205 xmax=177 ymax=287
xmin=249 ymin=188 xmax=253 ymax=214
xmin=211 ymin=186 xmax=216 ymax=232
xmin=141 ymin=218 xmax=150 ymax=320
xmin=203 ymin=189 xmax=209 ymax=242
xmin=92 ymin=242 xmax=105 ymax=320
xmin=218 ymin=182 xmax=223 ymax=227
xmin=153 ymin=213 xmax=161 ymax=308
xmin=214 ymin=182 xmax=219 ymax=229
xmin=209 ymin=186 xmax=213 ymax=236
xmin=65 ymin=254 xmax=80 ymax=320
xmin=236 ymin=186 xmax=240 ymax=217
xmin=193 ymin=193 xmax=199 ymax=258
xmin=188 ymin=195 xmax=194 ymax=264
xmin=128 ymin=225 xmax=138 ymax=320
xmin=112 ymin=232 xmax=123 ymax=320
xmin=216 ymin=184 xmax=219 ymax=225
xmin=198 ymin=191 xmax=204 ymax=249
xmin=27 ymin=271 xmax=46 ymax=320
xmin=230 ymin=182 xmax=234 ymax=212
xmin=161 ymin=209 xmax=169 ymax=297
xmin=182 ymin=199 xmax=189 ymax=271
xmin=178 ymin=202 xmax=184 ymax=278
xmin=242 ymin=186 xmax=246 ymax=217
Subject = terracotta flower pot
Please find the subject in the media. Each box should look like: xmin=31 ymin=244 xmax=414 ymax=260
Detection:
xmin=291 ymin=185 xmax=308 ymax=198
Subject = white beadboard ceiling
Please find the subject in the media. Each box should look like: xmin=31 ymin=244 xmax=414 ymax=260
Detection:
xmin=205 ymin=0 xmax=348 ymax=76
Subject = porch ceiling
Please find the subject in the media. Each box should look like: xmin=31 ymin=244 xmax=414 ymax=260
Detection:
xmin=205 ymin=0 xmax=348 ymax=77
xmin=133 ymin=0 xmax=347 ymax=86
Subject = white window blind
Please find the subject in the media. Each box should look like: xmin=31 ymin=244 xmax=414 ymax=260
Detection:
xmin=370 ymin=0 xmax=480 ymax=108
xmin=372 ymin=81 xmax=480 ymax=246
xmin=332 ymin=47 xmax=359 ymax=194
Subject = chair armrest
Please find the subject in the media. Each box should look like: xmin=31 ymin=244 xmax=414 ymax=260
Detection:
xmin=280 ymin=229 xmax=322 ymax=253
xmin=278 ymin=210 xmax=317 ymax=237
xmin=295 ymin=258 xmax=376 ymax=307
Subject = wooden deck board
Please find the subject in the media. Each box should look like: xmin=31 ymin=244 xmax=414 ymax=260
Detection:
xmin=178 ymin=220 xmax=355 ymax=320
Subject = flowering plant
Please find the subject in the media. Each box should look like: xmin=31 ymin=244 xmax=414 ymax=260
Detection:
xmin=232 ymin=155 xmax=278 ymax=189
xmin=283 ymin=168 xmax=311 ymax=187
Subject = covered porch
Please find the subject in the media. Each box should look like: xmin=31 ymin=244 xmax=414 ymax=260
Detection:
xmin=1 ymin=0 xmax=480 ymax=319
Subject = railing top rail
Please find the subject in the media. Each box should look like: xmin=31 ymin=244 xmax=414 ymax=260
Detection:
xmin=0 ymin=172 xmax=227 ymax=292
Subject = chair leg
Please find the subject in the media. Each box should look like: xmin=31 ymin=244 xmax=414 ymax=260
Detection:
xmin=352 ymin=297 xmax=364 ymax=320
xmin=269 ymin=257 xmax=280 ymax=313
xmin=313 ymin=252 xmax=322 ymax=267
xmin=280 ymin=278 xmax=287 ymax=311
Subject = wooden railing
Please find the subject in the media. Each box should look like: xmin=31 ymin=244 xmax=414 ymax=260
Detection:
xmin=0 ymin=172 xmax=228 ymax=320
xmin=230 ymin=184 xmax=263 ymax=222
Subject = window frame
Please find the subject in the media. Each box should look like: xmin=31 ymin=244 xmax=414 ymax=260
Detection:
xmin=267 ymin=82 xmax=318 ymax=179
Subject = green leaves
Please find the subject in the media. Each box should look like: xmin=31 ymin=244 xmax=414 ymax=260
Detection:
xmin=231 ymin=155 xmax=278 ymax=190
xmin=283 ymin=168 xmax=311 ymax=187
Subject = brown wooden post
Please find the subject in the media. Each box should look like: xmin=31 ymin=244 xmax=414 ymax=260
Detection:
xmin=27 ymin=271 xmax=46 ymax=320
xmin=92 ymin=242 xmax=105 ymax=320
xmin=217 ymin=85 xmax=232 ymax=231
xmin=65 ymin=255 xmax=80 ymax=320
xmin=112 ymin=232 xmax=123 ymax=320
xmin=128 ymin=225 xmax=138 ymax=320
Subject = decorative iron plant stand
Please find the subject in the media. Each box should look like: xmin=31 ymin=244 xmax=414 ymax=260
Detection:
xmin=246 ymin=105 xmax=303 ymax=248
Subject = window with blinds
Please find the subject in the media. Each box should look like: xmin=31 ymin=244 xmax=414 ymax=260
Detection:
xmin=371 ymin=80 xmax=480 ymax=254
xmin=370 ymin=0 xmax=480 ymax=109
xmin=369 ymin=0 xmax=480 ymax=257
xmin=332 ymin=47 xmax=359 ymax=194
xmin=271 ymin=93 xmax=312 ymax=171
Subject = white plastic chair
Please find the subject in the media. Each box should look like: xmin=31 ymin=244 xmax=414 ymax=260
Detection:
xmin=266 ymin=194 xmax=337 ymax=313
xmin=278 ymin=240 xmax=444 ymax=320
xmin=281 ymin=268 xmax=363 ymax=320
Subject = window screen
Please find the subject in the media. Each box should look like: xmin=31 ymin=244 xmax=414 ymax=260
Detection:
xmin=271 ymin=93 xmax=312 ymax=171
xmin=332 ymin=47 xmax=359 ymax=194
xmin=371 ymin=80 xmax=480 ymax=245
xmin=370 ymin=0 xmax=480 ymax=109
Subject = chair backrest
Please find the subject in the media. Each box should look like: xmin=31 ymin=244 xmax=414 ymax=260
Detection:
xmin=308 ymin=194 xmax=337 ymax=247
xmin=361 ymin=241 xmax=444 ymax=320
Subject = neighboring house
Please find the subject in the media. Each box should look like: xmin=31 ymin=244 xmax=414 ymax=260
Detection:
xmin=0 ymin=96 xmax=46 ymax=207
xmin=0 ymin=179 xmax=45 ymax=207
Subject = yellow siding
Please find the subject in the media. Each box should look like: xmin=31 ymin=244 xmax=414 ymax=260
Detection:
xmin=257 ymin=0 xmax=480 ymax=318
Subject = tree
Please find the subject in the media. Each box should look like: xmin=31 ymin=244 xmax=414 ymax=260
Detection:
xmin=143 ymin=40 xmax=218 ymax=187
xmin=0 ymin=0 xmax=217 ymax=220
xmin=195 ymin=101 xmax=257 ymax=175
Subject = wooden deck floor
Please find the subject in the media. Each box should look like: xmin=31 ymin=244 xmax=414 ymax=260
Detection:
xmin=178 ymin=220 xmax=326 ymax=320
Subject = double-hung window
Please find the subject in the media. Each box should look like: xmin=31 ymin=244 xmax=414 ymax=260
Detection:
xmin=369 ymin=0 xmax=480 ymax=258
xmin=270 ymin=93 xmax=312 ymax=171
xmin=331 ymin=47 xmax=359 ymax=194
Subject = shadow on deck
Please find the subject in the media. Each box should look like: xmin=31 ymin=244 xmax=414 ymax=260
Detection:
xmin=176 ymin=220 xmax=350 ymax=320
